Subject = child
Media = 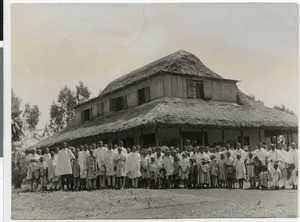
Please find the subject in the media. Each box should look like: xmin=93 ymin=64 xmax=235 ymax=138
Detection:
xmin=86 ymin=148 xmax=97 ymax=190
xmin=218 ymin=153 xmax=226 ymax=188
xmin=188 ymin=158 xmax=197 ymax=189
xmin=288 ymin=163 xmax=298 ymax=189
xmin=72 ymin=153 xmax=80 ymax=191
xmin=173 ymin=156 xmax=180 ymax=188
xmin=179 ymin=153 xmax=189 ymax=188
xmin=48 ymin=151 xmax=59 ymax=191
xmin=140 ymin=150 xmax=150 ymax=188
xmin=234 ymin=154 xmax=246 ymax=189
xmin=259 ymin=166 xmax=269 ymax=190
xmin=114 ymin=147 xmax=126 ymax=189
xmin=149 ymin=157 xmax=160 ymax=189
xmin=273 ymin=163 xmax=281 ymax=190
xmin=245 ymin=152 xmax=255 ymax=189
xmin=224 ymin=152 xmax=235 ymax=189
xmin=39 ymin=156 xmax=48 ymax=191
xmin=209 ymin=156 xmax=219 ymax=188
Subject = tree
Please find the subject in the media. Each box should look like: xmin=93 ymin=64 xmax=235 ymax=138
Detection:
xmin=11 ymin=90 xmax=23 ymax=142
xmin=49 ymin=81 xmax=91 ymax=133
xmin=49 ymin=102 xmax=65 ymax=133
xmin=274 ymin=104 xmax=295 ymax=115
xmin=23 ymin=104 xmax=40 ymax=130
xmin=76 ymin=81 xmax=91 ymax=104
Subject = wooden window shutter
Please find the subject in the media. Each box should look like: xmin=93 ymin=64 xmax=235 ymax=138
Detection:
xmin=89 ymin=107 xmax=92 ymax=119
xmin=110 ymin=98 xmax=116 ymax=112
xmin=186 ymin=78 xmax=194 ymax=98
xmin=123 ymin=95 xmax=128 ymax=109
xmin=81 ymin=110 xmax=84 ymax=122
xmin=203 ymin=79 xmax=212 ymax=100
xmin=145 ymin=86 xmax=150 ymax=102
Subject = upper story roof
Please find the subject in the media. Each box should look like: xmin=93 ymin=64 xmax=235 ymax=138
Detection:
xmin=74 ymin=50 xmax=238 ymax=108
xmin=101 ymin=50 xmax=223 ymax=95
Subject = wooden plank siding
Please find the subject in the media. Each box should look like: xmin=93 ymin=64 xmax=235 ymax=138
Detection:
xmin=75 ymin=73 xmax=238 ymax=124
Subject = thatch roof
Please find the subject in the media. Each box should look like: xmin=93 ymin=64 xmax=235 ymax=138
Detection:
xmin=75 ymin=50 xmax=236 ymax=108
xmin=28 ymin=91 xmax=297 ymax=150
xmin=102 ymin=50 xmax=223 ymax=95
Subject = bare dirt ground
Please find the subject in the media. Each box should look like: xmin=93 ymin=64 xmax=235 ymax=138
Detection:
xmin=12 ymin=188 xmax=297 ymax=220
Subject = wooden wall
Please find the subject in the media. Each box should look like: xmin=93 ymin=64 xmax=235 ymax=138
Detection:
xmin=163 ymin=74 xmax=237 ymax=102
xmin=74 ymin=75 xmax=165 ymax=123
xmin=75 ymin=73 xmax=238 ymax=124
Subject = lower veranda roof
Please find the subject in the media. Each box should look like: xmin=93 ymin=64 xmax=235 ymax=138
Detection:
xmin=27 ymin=92 xmax=298 ymax=150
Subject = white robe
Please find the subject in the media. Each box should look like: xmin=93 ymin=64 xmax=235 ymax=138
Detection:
xmin=125 ymin=152 xmax=141 ymax=179
xmin=287 ymin=149 xmax=298 ymax=169
xmin=43 ymin=153 xmax=51 ymax=166
xmin=104 ymin=149 xmax=116 ymax=176
xmin=94 ymin=147 xmax=107 ymax=172
xmin=234 ymin=159 xmax=246 ymax=180
xmin=55 ymin=148 xmax=74 ymax=176
xmin=253 ymin=148 xmax=268 ymax=166
xmin=233 ymin=149 xmax=246 ymax=161
xmin=163 ymin=156 xmax=174 ymax=176
xmin=78 ymin=150 xmax=89 ymax=178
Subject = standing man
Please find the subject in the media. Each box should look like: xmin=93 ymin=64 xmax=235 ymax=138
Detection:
xmin=55 ymin=142 xmax=75 ymax=191
xmin=104 ymin=141 xmax=116 ymax=189
xmin=78 ymin=144 xmax=89 ymax=190
xmin=253 ymin=142 xmax=268 ymax=189
xmin=94 ymin=140 xmax=107 ymax=189
xmin=233 ymin=142 xmax=246 ymax=161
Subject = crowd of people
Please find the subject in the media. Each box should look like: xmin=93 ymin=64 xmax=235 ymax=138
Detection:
xmin=24 ymin=139 xmax=298 ymax=192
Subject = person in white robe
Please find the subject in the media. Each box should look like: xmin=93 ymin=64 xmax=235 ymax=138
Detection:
xmin=94 ymin=140 xmax=107 ymax=189
xmin=233 ymin=143 xmax=246 ymax=161
xmin=278 ymin=146 xmax=289 ymax=188
xmin=287 ymin=143 xmax=298 ymax=189
xmin=126 ymin=146 xmax=141 ymax=188
xmin=104 ymin=141 xmax=116 ymax=188
xmin=253 ymin=142 xmax=269 ymax=188
xmin=117 ymin=140 xmax=128 ymax=156
xmin=267 ymin=144 xmax=285 ymax=188
xmin=287 ymin=143 xmax=298 ymax=169
xmin=234 ymin=154 xmax=246 ymax=189
xmin=179 ymin=153 xmax=190 ymax=188
xmin=78 ymin=144 xmax=89 ymax=189
xmin=55 ymin=142 xmax=75 ymax=191
xmin=223 ymin=143 xmax=234 ymax=158
xmin=163 ymin=150 xmax=174 ymax=188
xmin=196 ymin=147 xmax=211 ymax=188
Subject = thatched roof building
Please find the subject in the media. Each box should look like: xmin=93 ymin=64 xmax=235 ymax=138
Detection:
xmin=28 ymin=50 xmax=298 ymax=150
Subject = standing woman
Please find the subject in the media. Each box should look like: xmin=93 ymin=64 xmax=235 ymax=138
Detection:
xmin=126 ymin=146 xmax=141 ymax=188
xmin=196 ymin=146 xmax=211 ymax=188
xmin=114 ymin=147 xmax=127 ymax=189
xmin=55 ymin=142 xmax=75 ymax=191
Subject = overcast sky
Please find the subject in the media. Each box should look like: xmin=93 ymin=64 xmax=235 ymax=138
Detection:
xmin=11 ymin=3 xmax=298 ymax=129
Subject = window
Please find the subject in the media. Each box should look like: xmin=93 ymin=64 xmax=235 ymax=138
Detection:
xmin=194 ymin=81 xmax=204 ymax=99
xmin=137 ymin=87 xmax=150 ymax=105
xmin=97 ymin=102 xmax=104 ymax=116
xmin=110 ymin=95 xmax=127 ymax=112
xmin=238 ymin=136 xmax=250 ymax=146
xmin=81 ymin=108 xmax=91 ymax=122
xmin=182 ymin=131 xmax=208 ymax=146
